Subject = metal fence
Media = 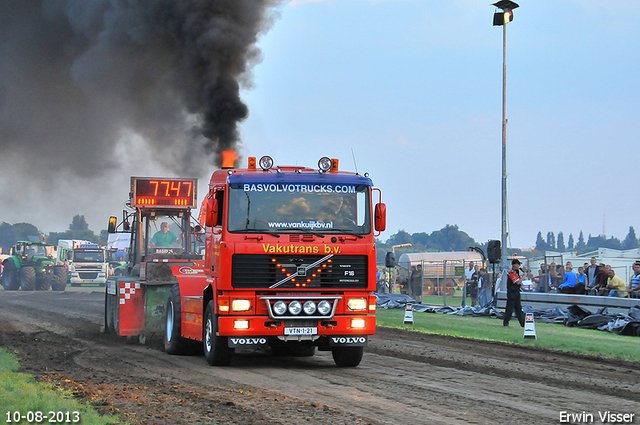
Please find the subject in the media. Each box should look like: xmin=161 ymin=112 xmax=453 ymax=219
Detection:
xmin=378 ymin=257 xmax=498 ymax=307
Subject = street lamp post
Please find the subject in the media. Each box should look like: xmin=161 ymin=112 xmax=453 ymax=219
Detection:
xmin=492 ymin=0 xmax=519 ymax=275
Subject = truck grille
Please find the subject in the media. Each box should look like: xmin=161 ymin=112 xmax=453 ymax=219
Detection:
xmin=232 ymin=254 xmax=368 ymax=289
xmin=79 ymin=272 xmax=99 ymax=280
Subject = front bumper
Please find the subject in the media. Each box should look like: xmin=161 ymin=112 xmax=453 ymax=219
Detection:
xmin=217 ymin=314 xmax=375 ymax=337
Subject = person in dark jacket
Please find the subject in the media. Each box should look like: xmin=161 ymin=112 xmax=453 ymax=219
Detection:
xmin=410 ymin=265 xmax=423 ymax=302
xmin=503 ymin=259 xmax=525 ymax=327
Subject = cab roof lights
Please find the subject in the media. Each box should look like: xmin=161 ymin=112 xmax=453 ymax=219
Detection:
xmin=259 ymin=155 xmax=274 ymax=171
xmin=318 ymin=157 xmax=332 ymax=172
xmin=254 ymin=155 xmax=339 ymax=173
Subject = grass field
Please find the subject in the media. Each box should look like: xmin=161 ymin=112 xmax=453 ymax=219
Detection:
xmin=376 ymin=308 xmax=640 ymax=362
xmin=0 ymin=348 xmax=120 ymax=425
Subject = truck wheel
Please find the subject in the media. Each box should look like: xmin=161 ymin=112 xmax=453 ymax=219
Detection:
xmin=203 ymin=301 xmax=233 ymax=366
xmin=20 ymin=266 xmax=36 ymax=291
xmin=331 ymin=346 xmax=364 ymax=367
xmin=51 ymin=266 xmax=67 ymax=291
xmin=164 ymin=284 xmax=190 ymax=354
xmin=2 ymin=261 xmax=20 ymax=290
xmin=37 ymin=277 xmax=51 ymax=291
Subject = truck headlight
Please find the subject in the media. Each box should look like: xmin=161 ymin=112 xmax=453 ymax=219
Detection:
xmin=231 ymin=299 xmax=251 ymax=312
xmin=288 ymin=300 xmax=302 ymax=315
xmin=303 ymin=300 xmax=317 ymax=315
xmin=273 ymin=300 xmax=287 ymax=315
xmin=317 ymin=300 xmax=332 ymax=315
xmin=347 ymin=298 xmax=367 ymax=312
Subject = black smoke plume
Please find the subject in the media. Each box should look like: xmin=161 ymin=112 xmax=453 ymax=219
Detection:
xmin=0 ymin=0 xmax=282 ymax=233
xmin=0 ymin=0 xmax=281 ymax=174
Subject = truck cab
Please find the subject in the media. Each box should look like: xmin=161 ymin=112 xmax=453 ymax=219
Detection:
xmin=57 ymin=240 xmax=109 ymax=286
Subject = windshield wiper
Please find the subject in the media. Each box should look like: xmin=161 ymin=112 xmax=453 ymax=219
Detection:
xmin=238 ymin=228 xmax=281 ymax=237
xmin=323 ymin=229 xmax=364 ymax=238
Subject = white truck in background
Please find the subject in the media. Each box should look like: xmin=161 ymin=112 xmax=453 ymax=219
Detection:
xmin=57 ymin=239 xmax=108 ymax=286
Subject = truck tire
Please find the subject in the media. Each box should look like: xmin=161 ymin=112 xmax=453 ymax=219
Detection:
xmin=164 ymin=284 xmax=190 ymax=355
xmin=2 ymin=260 xmax=20 ymax=291
xmin=20 ymin=266 xmax=36 ymax=291
xmin=331 ymin=346 xmax=364 ymax=367
xmin=203 ymin=301 xmax=233 ymax=366
xmin=37 ymin=276 xmax=51 ymax=291
xmin=51 ymin=266 xmax=67 ymax=291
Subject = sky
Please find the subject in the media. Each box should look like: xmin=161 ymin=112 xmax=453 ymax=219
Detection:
xmin=1 ymin=0 xmax=639 ymax=250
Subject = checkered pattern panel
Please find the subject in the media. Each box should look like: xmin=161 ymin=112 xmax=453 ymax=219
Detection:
xmin=119 ymin=282 xmax=141 ymax=305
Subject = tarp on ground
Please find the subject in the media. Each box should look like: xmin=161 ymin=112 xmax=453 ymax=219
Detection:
xmin=374 ymin=292 xmax=640 ymax=338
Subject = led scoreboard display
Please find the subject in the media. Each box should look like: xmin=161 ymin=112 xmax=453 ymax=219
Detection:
xmin=130 ymin=177 xmax=198 ymax=209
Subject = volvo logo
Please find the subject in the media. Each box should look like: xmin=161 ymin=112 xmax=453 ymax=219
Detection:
xmin=330 ymin=336 xmax=367 ymax=346
xmin=228 ymin=337 xmax=268 ymax=347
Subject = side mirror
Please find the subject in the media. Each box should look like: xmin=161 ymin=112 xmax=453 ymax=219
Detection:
xmin=108 ymin=216 xmax=117 ymax=233
xmin=206 ymin=197 xmax=219 ymax=228
xmin=374 ymin=203 xmax=386 ymax=232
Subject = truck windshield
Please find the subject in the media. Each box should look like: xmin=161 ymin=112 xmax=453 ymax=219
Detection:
xmin=73 ymin=249 xmax=105 ymax=262
xmin=227 ymin=183 xmax=371 ymax=234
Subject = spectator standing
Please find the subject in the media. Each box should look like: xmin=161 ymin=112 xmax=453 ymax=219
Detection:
xmin=465 ymin=261 xmax=475 ymax=284
xmin=468 ymin=264 xmax=480 ymax=306
xmin=376 ymin=268 xmax=382 ymax=292
xmin=628 ymin=262 xmax=640 ymax=299
xmin=503 ymin=259 xmax=525 ymax=327
xmin=586 ymin=257 xmax=600 ymax=294
xmin=410 ymin=264 xmax=423 ymax=302
xmin=545 ymin=262 xmax=557 ymax=292
xmin=477 ymin=268 xmax=491 ymax=307
xmin=465 ymin=261 xmax=477 ymax=305
xmin=534 ymin=263 xmax=547 ymax=292
xmin=547 ymin=263 xmax=561 ymax=291
xmin=379 ymin=268 xmax=388 ymax=293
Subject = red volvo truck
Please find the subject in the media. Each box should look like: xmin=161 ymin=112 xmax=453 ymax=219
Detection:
xmin=105 ymin=155 xmax=386 ymax=367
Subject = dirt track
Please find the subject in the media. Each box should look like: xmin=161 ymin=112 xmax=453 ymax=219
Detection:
xmin=1 ymin=288 xmax=639 ymax=424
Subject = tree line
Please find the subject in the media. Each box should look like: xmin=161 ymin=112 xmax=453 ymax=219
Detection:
xmin=375 ymin=224 xmax=480 ymax=264
xmin=3 ymin=216 xmax=638 ymax=262
xmin=0 ymin=215 xmax=106 ymax=253
xmin=534 ymin=227 xmax=639 ymax=253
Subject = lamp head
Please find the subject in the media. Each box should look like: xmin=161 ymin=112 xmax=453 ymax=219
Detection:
xmin=492 ymin=0 xmax=518 ymax=26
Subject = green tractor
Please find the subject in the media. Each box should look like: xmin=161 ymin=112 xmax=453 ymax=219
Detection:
xmin=1 ymin=241 xmax=67 ymax=291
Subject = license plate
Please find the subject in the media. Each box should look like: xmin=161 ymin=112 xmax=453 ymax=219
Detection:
xmin=284 ymin=327 xmax=318 ymax=336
